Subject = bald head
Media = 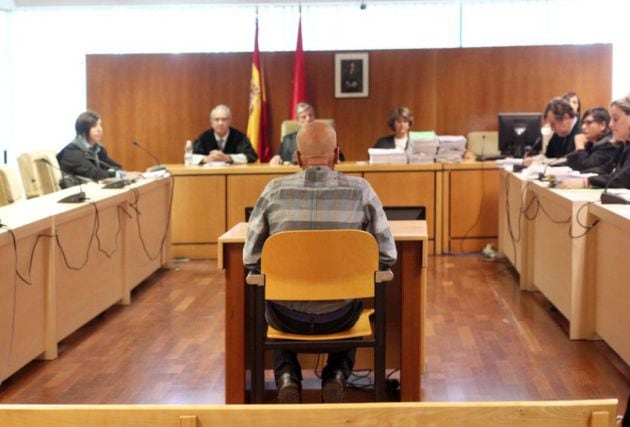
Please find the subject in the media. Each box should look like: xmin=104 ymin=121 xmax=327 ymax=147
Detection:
xmin=296 ymin=122 xmax=338 ymax=168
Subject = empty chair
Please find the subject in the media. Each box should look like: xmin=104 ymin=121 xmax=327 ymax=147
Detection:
xmin=280 ymin=119 xmax=335 ymax=141
xmin=0 ymin=165 xmax=25 ymax=206
xmin=246 ymin=229 xmax=393 ymax=403
xmin=467 ymin=131 xmax=501 ymax=159
xmin=17 ymin=150 xmax=62 ymax=197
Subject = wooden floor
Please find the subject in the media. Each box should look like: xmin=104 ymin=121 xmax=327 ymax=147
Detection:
xmin=0 ymin=255 xmax=628 ymax=415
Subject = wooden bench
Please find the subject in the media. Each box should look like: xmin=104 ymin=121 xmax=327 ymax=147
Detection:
xmin=0 ymin=399 xmax=618 ymax=426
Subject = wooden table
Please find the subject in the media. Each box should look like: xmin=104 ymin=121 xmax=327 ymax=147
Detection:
xmin=218 ymin=220 xmax=428 ymax=403
xmin=0 ymin=176 xmax=172 ymax=384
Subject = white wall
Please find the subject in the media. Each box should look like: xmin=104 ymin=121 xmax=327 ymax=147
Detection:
xmin=2 ymin=0 xmax=628 ymax=168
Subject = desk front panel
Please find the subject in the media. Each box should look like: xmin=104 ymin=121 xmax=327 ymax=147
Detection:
xmin=0 ymin=219 xmax=51 ymax=382
xmin=530 ymin=185 xmax=600 ymax=339
xmin=498 ymin=171 xmax=530 ymax=274
xmin=531 ymin=188 xmax=574 ymax=320
xmin=125 ymin=178 xmax=172 ymax=293
xmin=445 ymin=168 xmax=500 ymax=253
xmin=172 ymin=174 xmax=225 ymax=259
xmin=590 ymin=204 xmax=630 ymax=363
xmin=227 ymin=174 xmax=287 ymax=229
xmin=54 ymin=201 xmax=126 ymax=341
xmin=364 ymin=171 xmax=436 ymax=254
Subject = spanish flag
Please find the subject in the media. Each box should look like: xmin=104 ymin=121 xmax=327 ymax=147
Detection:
xmin=290 ymin=15 xmax=307 ymax=120
xmin=246 ymin=16 xmax=270 ymax=162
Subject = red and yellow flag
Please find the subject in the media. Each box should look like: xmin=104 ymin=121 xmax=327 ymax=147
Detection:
xmin=289 ymin=15 xmax=307 ymax=120
xmin=246 ymin=16 xmax=270 ymax=162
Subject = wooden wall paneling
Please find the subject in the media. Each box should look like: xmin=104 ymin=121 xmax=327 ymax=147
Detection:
xmin=87 ymin=53 xmax=253 ymax=172
xmin=435 ymin=44 xmax=612 ymax=135
xmin=87 ymin=44 xmax=611 ymax=171
xmin=331 ymin=49 xmax=438 ymax=161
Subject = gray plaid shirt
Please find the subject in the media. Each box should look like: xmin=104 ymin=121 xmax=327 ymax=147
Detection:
xmin=243 ymin=166 xmax=397 ymax=314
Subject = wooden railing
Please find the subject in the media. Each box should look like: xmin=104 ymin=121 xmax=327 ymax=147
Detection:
xmin=0 ymin=399 xmax=618 ymax=427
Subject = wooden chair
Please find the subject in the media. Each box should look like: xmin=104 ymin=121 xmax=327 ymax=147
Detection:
xmin=467 ymin=131 xmax=500 ymax=158
xmin=246 ymin=229 xmax=393 ymax=403
xmin=17 ymin=150 xmax=62 ymax=197
xmin=0 ymin=165 xmax=25 ymax=206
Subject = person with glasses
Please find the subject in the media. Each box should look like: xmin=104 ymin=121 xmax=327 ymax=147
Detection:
xmin=560 ymin=95 xmax=630 ymax=189
xmin=565 ymin=107 xmax=617 ymax=174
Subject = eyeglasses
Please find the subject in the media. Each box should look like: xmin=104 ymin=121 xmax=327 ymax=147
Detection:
xmin=583 ymin=119 xmax=599 ymax=125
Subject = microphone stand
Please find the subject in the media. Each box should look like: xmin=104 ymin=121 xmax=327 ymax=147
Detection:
xmin=132 ymin=140 xmax=166 ymax=172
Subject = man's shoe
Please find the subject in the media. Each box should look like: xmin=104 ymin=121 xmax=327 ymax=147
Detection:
xmin=322 ymin=371 xmax=346 ymax=403
xmin=277 ymin=373 xmax=301 ymax=403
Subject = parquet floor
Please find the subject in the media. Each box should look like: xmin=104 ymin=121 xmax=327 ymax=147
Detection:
xmin=0 ymin=255 xmax=628 ymax=415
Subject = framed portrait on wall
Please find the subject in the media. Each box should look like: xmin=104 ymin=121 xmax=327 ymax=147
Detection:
xmin=335 ymin=52 xmax=369 ymax=98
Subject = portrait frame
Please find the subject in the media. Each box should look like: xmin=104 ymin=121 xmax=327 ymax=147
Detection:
xmin=334 ymin=52 xmax=369 ymax=98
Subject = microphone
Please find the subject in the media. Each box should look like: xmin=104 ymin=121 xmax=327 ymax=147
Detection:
xmin=132 ymin=140 xmax=166 ymax=172
xmin=37 ymin=158 xmax=87 ymax=203
xmin=538 ymin=157 xmax=566 ymax=183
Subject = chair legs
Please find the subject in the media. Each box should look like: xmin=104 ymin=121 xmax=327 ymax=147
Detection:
xmin=251 ymin=286 xmax=266 ymax=403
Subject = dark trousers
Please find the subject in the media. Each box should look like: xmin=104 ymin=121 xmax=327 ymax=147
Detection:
xmin=265 ymin=300 xmax=363 ymax=385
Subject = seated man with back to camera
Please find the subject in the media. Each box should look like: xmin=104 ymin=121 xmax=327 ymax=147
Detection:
xmin=244 ymin=121 xmax=397 ymax=404
xmin=192 ymin=104 xmax=258 ymax=164
xmin=269 ymin=103 xmax=344 ymax=165
xmin=57 ymin=110 xmax=122 ymax=184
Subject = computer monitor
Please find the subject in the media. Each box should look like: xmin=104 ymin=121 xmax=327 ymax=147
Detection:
xmin=498 ymin=113 xmax=542 ymax=158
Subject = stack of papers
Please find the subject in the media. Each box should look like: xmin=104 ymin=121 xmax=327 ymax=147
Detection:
xmin=368 ymin=148 xmax=407 ymax=165
xmin=436 ymin=135 xmax=467 ymax=163
xmin=408 ymin=131 xmax=438 ymax=164
xmin=496 ymin=158 xmax=524 ymax=171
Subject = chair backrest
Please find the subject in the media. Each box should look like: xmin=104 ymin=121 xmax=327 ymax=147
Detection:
xmin=0 ymin=166 xmax=25 ymax=206
xmin=33 ymin=151 xmax=62 ymax=195
xmin=17 ymin=150 xmax=62 ymax=197
xmin=467 ymin=131 xmax=500 ymax=156
xmin=261 ymin=229 xmax=378 ymax=301
xmin=280 ymin=119 xmax=336 ymax=141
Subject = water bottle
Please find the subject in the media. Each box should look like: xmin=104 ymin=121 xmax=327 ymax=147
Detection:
xmin=184 ymin=140 xmax=193 ymax=167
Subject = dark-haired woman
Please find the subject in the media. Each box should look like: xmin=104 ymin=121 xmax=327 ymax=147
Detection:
xmin=57 ymin=110 xmax=122 ymax=181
